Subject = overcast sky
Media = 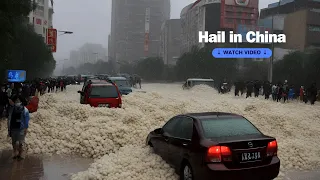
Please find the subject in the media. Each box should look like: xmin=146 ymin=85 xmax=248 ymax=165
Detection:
xmin=53 ymin=0 xmax=278 ymax=62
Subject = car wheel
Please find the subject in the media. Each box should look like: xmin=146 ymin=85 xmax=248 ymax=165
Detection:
xmin=180 ymin=163 xmax=194 ymax=180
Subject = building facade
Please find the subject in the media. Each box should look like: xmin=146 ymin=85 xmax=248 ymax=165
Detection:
xmin=260 ymin=0 xmax=320 ymax=50
xmin=180 ymin=0 xmax=259 ymax=54
xmin=159 ymin=19 xmax=181 ymax=66
xmin=109 ymin=0 xmax=170 ymax=64
xmin=27 ymin=0 xmax=54 ymax=43
xmin=67 ymin=50 xmax=81 ymax=68
xmin=78 ymin=43 xmax=107 ymax=65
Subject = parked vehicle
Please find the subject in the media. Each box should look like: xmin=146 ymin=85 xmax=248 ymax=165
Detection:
xmin=107 ymin=77 xmax=132 ymax=95
xmin=77 ymin=80 xmax=122 ymax=108
xmin=182 ymin=78 xmax=214 ymax=89
xmin=146 ymin=112 xmax=280 ymax=180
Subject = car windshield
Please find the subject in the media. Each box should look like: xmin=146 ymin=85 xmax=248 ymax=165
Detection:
xmin=89 ymin=86 xmax=119 ymax=98
xmin=114 ymin=80 xmax=129 ymax=87
xmin=192 ymin=81 xmax=214 ymax=87
xmin=200 ymin=118 xmax=261 ymax=138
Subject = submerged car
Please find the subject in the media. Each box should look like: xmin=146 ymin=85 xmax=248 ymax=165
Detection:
xmin=107 ymin=76 xmax=132 ymax=95
xmin=182 ymin=78 xmax=214 ymax=89
xmin=146 ymin=112 xmax=280 ymax=180
xmin=77 ymin=81 xmax=122 ymax=108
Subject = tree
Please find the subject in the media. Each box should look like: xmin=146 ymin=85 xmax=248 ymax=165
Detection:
xmin=134 ymin=57 xmax=164 ymax=80
xmin=0 ymin=0 xmax=56 ymax=80
xmin=240 ymin=60 xmax=268 ymax=81
xmin=62 ymin=67 xmax=77 ymax=75
xmin=175 ymin=46 xmax=238 ymax=81
xmin=273 ymin=50 xmax=320 ymax=86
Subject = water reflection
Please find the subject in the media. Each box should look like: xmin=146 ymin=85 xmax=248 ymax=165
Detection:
xmin=0 ymin=150 xmax=92 ymax=180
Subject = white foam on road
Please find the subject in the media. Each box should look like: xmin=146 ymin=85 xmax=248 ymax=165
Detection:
xmin=0 ymin=83 xmax=319 ymax=180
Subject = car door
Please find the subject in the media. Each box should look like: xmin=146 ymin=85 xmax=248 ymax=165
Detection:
xmin=168 ymin=116 xmax=193 ymax=168
xmin=154 ymin=117 xmax=181 ymax=162
xmin=80 ymin=85 xmax=86 ymax=103
xmin=84 ymin=86 xmax=91 ymax=104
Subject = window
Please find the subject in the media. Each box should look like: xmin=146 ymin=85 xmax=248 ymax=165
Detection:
xmin=192 ymin=81 xmax=214 ymax=87
xmin=175 ymin=117 xmax=193 ymax=139
xmin=200 ymin=118 xmax=261 ymax=138
xmin=163 ymin=117 xmax=181 ymax=136
xmin=114 ymin=80 xmax=129 ymax=87
xmin=89 ymin=86 xmax=119 ymax=98
xmin=309 ymin=25 xmax=320 ymax=32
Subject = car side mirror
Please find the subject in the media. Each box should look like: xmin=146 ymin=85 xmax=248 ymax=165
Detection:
xmin=154 ymin=128 xmax=163 ymax=134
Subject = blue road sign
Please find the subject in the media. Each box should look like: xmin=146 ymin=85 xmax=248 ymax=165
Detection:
xmin=212 ymin=48 xmax=272 ymax=59
xmin=7 ymin=70 xmax=26 ymax=82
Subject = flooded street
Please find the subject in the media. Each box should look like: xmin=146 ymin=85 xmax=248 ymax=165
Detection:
xmin=0 ymin=150 xmax=92 ymax=180
xmin=0 ymin=84 xmax=320 ymax=180
xmin=1 ymin=147 xmax=319 ymax=180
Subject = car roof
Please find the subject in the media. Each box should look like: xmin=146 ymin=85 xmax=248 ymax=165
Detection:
xmin=182 ymin=112 xmax=242 ymax=119
xmin=187 ymin=78 xmax=214 ymax=81
xmin=89 ymin=79 xmax=108 ymax=83
xmin=90 ymin=83 xmax=114 ymax=87
xmin=108 ymin=76 xmax=127 ymax=80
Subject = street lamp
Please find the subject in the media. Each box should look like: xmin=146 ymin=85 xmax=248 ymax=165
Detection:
xmin=58 ymin=30 xmax=73 ymax=36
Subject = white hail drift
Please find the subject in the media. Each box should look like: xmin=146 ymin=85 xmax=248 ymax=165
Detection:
xmin=0 ymin=84 xmax=319 ymax=180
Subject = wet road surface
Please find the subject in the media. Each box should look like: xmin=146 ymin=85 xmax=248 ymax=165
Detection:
xmin=0 ymin=150 xmax=92 ymax=180
xmin=284 ymin=170 xmax=320 ymax=180
xmin=1 ymin=149 xmax=320 ymax=180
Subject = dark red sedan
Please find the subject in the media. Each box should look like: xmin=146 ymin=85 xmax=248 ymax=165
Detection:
xmin=146 ymin=112 xmax=280 ymax=180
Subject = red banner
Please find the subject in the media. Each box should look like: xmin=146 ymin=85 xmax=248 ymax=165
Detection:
xmin=47 ymin=28 xmax=57 ymax=52
xmin=144 ymin=33 xmax=149 ymax=54
xmin=220 ymin=0 xmax=225 ymax=28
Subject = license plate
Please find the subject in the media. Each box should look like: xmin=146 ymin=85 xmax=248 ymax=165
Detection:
xmin=241 ymin=152 xmax=261 ymax=161
xmin=98 ymin=104 xmax=109 ymax=107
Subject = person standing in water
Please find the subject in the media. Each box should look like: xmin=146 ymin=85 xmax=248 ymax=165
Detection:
xmin=7 ymin=95 xmax=30 ymax=161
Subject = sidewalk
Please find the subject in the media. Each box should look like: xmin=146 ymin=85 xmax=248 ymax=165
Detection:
xmin=0 ymin=149 xmax=92 ymax=180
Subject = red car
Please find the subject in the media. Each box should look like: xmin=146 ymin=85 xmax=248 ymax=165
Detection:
xmin=78 ymin=81 xmax=122 ymax=108
xmin=146 ymin=112 xmax=280 ymax=180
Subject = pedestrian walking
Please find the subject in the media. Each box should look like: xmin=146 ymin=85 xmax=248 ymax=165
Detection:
xmin=7 ymin=95 xmax=30 ymax=161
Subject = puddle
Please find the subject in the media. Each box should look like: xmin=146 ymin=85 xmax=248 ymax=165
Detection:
xmin=0 ymin=150 xmax=92 ymax=180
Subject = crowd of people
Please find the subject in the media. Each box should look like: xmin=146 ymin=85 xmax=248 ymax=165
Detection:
xmin=0 ymin=77 xmax=71 ymax=161
xmin=233 ymin=80 xmax=318 ymax=105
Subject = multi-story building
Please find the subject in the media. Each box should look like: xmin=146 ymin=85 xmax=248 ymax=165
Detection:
xmin=67 ymin=50 xmax=81 ymax=68
xmin=27 ymin=0 xmax=54 ymax=43
xmin=65 ymin=44 xmax=107 ymax=68
xmin=260 ymin=0 xmax=320 ymax=51
xmin=180 ymin=0 xmax=259 ymax=54
xmin=159 ymin=19 xmax=181 ymax=66
xmin=109 ymin=0 xmax=170 ymax=64
xmin=78 ymin=43 xmax=107 ymax=65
